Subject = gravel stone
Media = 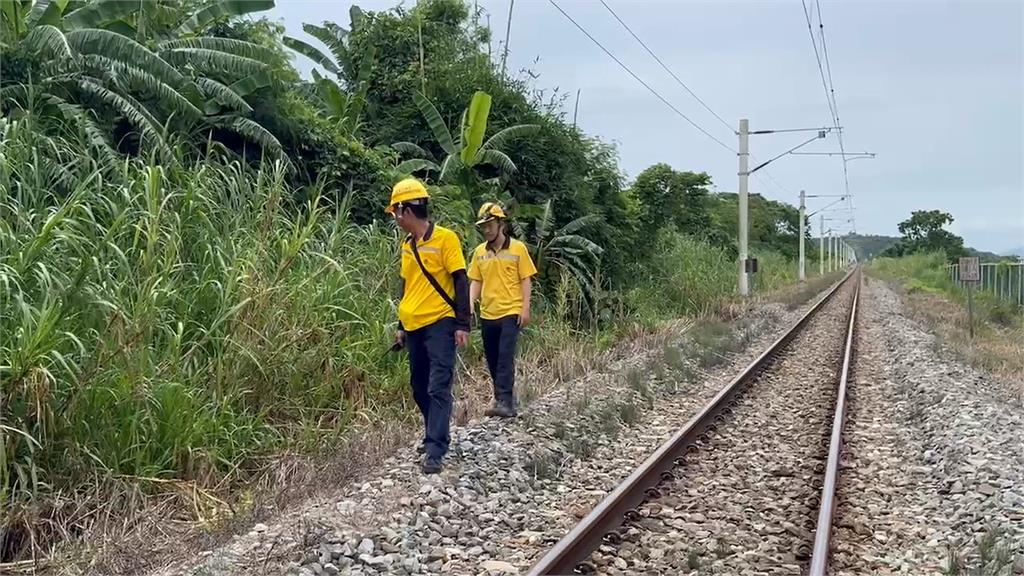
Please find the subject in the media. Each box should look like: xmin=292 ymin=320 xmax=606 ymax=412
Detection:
xmin=356 ymin=538 xmax=374 ymax=556
xmin=828 ymin=278 xmax=1024 ymax=574
xmin=588 ymin=282 xmax=856 ymax=574
xmin=147 ymin=280 xmax=888 ymax=576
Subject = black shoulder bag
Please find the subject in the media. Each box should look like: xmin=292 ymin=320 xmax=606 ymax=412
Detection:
xmin=410 ymin=237 xmax=457 ymax=312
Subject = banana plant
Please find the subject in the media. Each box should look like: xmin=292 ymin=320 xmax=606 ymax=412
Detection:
xmin=0 ymin=0 xmax=282 ymax=164
xmin=283 ymin=8 xmax=375 ymax=138
xmin=392 ymin=90 xmax=539 ymax=201
xmin=530 ymin=198 xmax=604 ymax=302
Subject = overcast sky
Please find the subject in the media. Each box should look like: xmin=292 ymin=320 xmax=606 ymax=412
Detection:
xmin=269 ymin=0 xmax=1024 ymax=255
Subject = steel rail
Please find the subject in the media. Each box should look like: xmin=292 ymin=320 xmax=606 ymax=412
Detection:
xmin=809 ymin=270 xmax=860 ymax=575
xmin=528 ymin=268 xmax=858 ymax=576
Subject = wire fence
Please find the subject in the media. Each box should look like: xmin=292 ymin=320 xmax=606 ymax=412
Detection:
xmin=946 ymin=261 xmax=1024 ymax=306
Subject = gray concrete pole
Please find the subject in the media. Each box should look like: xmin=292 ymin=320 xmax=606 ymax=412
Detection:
xmin=819 ymin=215 xmax=825 ymax=276
xmin=738 ymin=119 xmax=750 ymax=296
xmin=823 ymin=230 xmax=831 ymax=270
xmin=798 ymin=190 xmax=806 ymax=282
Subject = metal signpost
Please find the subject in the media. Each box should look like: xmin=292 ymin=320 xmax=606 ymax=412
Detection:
xmin=960 ymin=256 xmax=980 ymax=339
xmin=745 ymin=257 xmax=759 ymax=294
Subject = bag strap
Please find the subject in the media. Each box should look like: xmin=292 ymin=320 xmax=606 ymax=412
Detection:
xmin=410 ymin=237 xmax=457 ymax=312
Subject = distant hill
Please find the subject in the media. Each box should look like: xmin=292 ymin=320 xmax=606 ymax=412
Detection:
xmin=844 ymin=234 xmax=899 ymax=260
xmin=965 ymin=247 xmax=1015 ymax=262
xmin=843 ymin=233 xmax=1018 ymax=262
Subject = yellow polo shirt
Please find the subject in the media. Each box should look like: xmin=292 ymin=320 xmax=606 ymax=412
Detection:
xmin=468 ymin=237 xmax=538 ymax=320
xmin=399 ymin=224 xmax=466 ymax=332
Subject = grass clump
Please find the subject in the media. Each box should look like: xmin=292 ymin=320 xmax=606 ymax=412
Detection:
xmin=687 ymin=550 xmax=703 ymax=570
xmin=565 ymin=436 xmax=596 ymax=460
xmin=627 ymin=231 xmax=799 ymax=322
xmin=944 ymin=527 xmax=1020 ymax=576
xmin=590 ymin=402 xmax=624 ymax=438
xmin=626 ymin=367 xmax=654 ymax=408
xmin=617 ymin=396 xmax=640 ymax=425
xmin=1 ymin=154 xmax=405 ymax=512
xmin=690 ymin=320 xmax=734 ymax=348
xmin=519 ymin=380 xmax=539 ymax=408
xmin=524 ymin=447 xmax=562 ymax=482
xmin=570 ymin=391 xmax=592 ymax=416
xmin=774 ymin=271 xmax=845 ymax=310
xmin=662 ymin=344 xmax=687 ymax=372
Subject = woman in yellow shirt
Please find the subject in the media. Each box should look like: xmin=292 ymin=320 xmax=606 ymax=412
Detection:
xmin=468 ymin=202 xmax=538 ymax=418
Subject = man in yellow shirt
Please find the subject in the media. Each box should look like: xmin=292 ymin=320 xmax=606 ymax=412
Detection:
xmin=468 ymin=202 xmax=538 ymax=418
xmin=387 ymin=179 xmax=470 ymax=474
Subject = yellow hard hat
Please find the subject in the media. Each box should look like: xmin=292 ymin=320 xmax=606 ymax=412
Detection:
xmin=475 ymin=201 xmax=507 ymax=225
xmin=385 ymin=178 xmax=430 ymax=213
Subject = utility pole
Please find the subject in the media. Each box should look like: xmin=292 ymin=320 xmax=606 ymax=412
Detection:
xmin=738 ymin=119 xmax=750 ymax=296
xmin=806 ymin=194 xmax=848 ymax=278
xmin=500 ymin=0 xmax=514 ymax=78
xmin=819 ymin=215 xmax=825 ymax=276
xmin=828 ymin=233 xmax=834 ymax=272
xmin=572 ymin=89 xmax=581 ymax=128
xmin=739 ymin=123 xmax=839 ymax=290
xmin=798 ymin=190 xmax=806 ymax=282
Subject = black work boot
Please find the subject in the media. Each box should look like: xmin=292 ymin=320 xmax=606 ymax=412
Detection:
xmin=421 ymin=455 xmax=442 ymax=474
xmin=484 ymin=400 xmax=516 ymax=418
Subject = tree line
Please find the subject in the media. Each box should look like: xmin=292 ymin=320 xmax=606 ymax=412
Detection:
xmin=1 ymin=0 xmax=809 ymax=316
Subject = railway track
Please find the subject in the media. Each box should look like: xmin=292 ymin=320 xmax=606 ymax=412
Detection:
xmin=528 ymin=269 xmax=861 ymax=576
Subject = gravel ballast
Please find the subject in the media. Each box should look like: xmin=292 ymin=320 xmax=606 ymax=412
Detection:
xmin=154 ymin=291 xmax=828 ymax=576
xmin=828 ymin=278 xmax=1024 ymax=575
xmin=151 ymin=273 xmax=1023 ymax=576
xmin=584 ymin=281 xmax=854 ymax=575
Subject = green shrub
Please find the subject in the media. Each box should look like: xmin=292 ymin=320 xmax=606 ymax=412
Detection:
xmin=1 ymin=128 xmax=405 ymax=510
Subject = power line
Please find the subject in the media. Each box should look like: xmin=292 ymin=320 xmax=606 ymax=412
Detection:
xmin=814 ymin=0 xmax=852 ymax=198
xmin=596 ymin=1 xmax=803 ymax=197
xmin=598 ymin=0 xmax=734 ymax=135
xmin=547 ymin=0 xmax=736 ymax=153
xmin=597 ymin=0 xmax=796 ymax=198
xmin=816 ymin=0 xmax=839 ymax=120
xmin=753 ymin=165 xmax=794 ymax=195
xmin=551 ymin=0 xmax=799 ymax=197
xmin=801 ymin=0 xmax=837 ymax=124
xmin=802 ymin=0 xmax=854 ymax=208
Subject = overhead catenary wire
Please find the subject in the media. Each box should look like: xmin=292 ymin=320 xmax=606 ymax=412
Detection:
xmin=815 ymin=0 xmax=852 ymax=201
xmin=547 ymin=0 xmax=736 ymax=153
xmin=802 ymin=0 xmax=852 ymax=201
xmin=816 ymin=0 xmax=839 ymax=122
xmin=556 ymin=0 xmax=797 ymax=196
xmin=801 ymin=0 xmax=837 ymax=125
xmin=598 ymin=0 xmax=734 ymax=135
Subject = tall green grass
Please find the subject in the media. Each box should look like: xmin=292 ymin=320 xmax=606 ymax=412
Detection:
xmin=627 ymin=230 xmax=801 ymax=319
xmin=872 ymin=253 xmax=1023 ymax=327
xmin=1 ymin=121 xmax=409 ymax=514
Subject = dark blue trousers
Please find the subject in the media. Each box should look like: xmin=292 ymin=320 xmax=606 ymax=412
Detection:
xmin=406 ymin=317 xmax=456 ymax=459
xmin=481 ymin=315 xmax=520 ymax=407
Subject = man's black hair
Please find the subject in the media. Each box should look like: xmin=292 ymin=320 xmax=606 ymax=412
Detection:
xmin=400 ymin=200 xmax=429 ymax=220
